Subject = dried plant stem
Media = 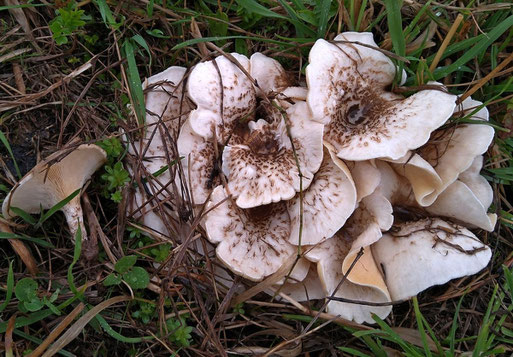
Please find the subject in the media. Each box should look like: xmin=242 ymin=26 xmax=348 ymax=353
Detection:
xmin=429 ymin=14 xmax=464 ymax=72
xmin=0 ymin=222 xmax=39 ymax=276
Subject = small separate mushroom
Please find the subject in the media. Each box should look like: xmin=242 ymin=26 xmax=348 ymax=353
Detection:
xmin=372 ymin=218 xmax=491 ymax=300
xmin=306 ymin=32 xmax=457 ymax=160
xmin=2 ymin=144 xmax=107 ymax=256
xmin=204 ymin=185 xmax=296 ymax=281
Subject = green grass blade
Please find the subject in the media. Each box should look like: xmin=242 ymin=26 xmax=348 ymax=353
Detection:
xmin=13 ymin=329 xmax=75 ymax=357
xmin=236 ymin=0 xmax=287 ymax=19
xmin=412 ymin=297 xmax=432 ymax=357
xmin=36 ymin=188 xmax=80 ymax=228
xmin=0 ymin=261 xmax=14 ymax=313
xmin=337 ymin=346 xmax=372 ymax=357
xmin=9 ymin=207 xmax=37 ymax=225
xmin=0 ymin=232 xmax=55 ymax=248
xmin=384 ymin=0 xmax=405 ymax=76
xmin=433 ymin=14 xmax=513 ymax=80
xmin=131 ymin=34 xmax=152 ymax=67
xmin=0 ymin=130 xmax=21 ymax=179
xmin=94 ymin=314 xmax=154 ymax=343
xmin=316 ymin=0 xmax=332 ymax=38
xmin=172 ymin=35 xmax=294 ymax=50
xmin=67 ymin=226 xmax=83 ymax=295
xmin=448 ymin=292 xmax=465 ymax=355
xmin=122 ymin=39 xmax=146 ymax=125
xmin=277 ymin=0 xmax=317 ymax=38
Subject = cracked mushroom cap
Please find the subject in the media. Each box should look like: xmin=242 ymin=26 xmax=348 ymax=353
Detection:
xmin=187 ymin=53 xmax=255 ymax=141
xmin=305 ymin=232 xmax=391 ymax=324
xmin=2 ymin=144 xmax=107 ymax=242
xmin=204 ymin=185 xmax=296 ymax=281
xmin=306 ymin=32 xmax=457 ymax=160
xmin=222 ymin=101 xmax=324 ymax=208
xmin=395 ymin=98 xmax=495 ymax=206
xmin=372 ymin=218 xmax=492 ymax=300
xmin=287 ymin=147 xmax=357 ymax=245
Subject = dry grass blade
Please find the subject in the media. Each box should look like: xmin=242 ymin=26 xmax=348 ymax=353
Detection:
xmin=41 ymin=296 xmax=131 ymax=357
xmin=0 ymin=222 xmax=38 ymax=276
xmin=5 ymin=313 xmax=16 ymax=357
xmin=29 ymin=303 xmax=85 ymax=357
xmin=429 ymin=14 xmax=464 ymax=73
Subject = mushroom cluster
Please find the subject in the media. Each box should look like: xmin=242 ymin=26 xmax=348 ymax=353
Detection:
xmin=129 ymin=32 xmax=495 ymax=324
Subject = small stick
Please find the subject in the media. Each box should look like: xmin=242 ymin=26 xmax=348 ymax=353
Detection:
xmin=429 ymin=14 xmax=464 ymax=73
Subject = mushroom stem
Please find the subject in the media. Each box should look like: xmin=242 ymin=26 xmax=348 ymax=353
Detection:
xmin=61 ymin=198 xmax=88 ymax=242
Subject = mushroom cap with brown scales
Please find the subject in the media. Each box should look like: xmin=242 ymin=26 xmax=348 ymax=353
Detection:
xmin=204 ymin=185 xmax=296 ymax=281
xmin=306 ymin=32 xmax=457 ymax=161
xmin=287 ymin=146 xmax=356 ymax=246
xmin=222 ymin=101 xmax=324 ymax=209
xmin=187 ymin=53 xmax=255 ymax=142
xmin=372 ymin=218 xmax=492 ymax=301
xmin=2 ymin=144 xmax=107 ymax=245
xmin=250 ymin=52 xmax=292 ymax=96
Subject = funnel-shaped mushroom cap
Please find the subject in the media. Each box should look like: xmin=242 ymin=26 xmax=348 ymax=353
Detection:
xmin=188 ymin=54 xmax=255 ymax=141
xmin=305 ymin=232 xmax=391 ymax=324
xmin=250 ymin=52 xmax=291 ymax=96
xmin=373 ymin=218 xmax=491 ymax=301
xmin=287 ymin=147 xmax=357 ymax=245
xmin=306 ymin=32 xmax=456 ymax=160
xmin=3 ymin=144 xmax=107 ymax=242
xmin=222 ymin=101 xmax=324 ymax=208
xmin=402 ymin=98 xmax=495 ymax=206
xmin=426 ymin=180 xmax=497 ymax=231
xmin=177 ymin=119 xmax=219 ymax=204
xmin=204 ymin=185 xmax=296 ymax=281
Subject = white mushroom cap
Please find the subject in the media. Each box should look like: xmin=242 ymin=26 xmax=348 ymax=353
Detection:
xmin=187 ymin=54 xmax=255 ymax=141
xmin=177 ymin=118 xmax=219 ymax=204
xmin=306 ymin=32 xmax=457 ymax=160
xmin=346 ymin=160 xmax=381 ymax=202
xmin=372 ymin=218 xmax=492 ymax=301
xmin=272 ymin=266 xmax=326 ymax=302
xmin=459 ymin=156 xmax=493 ymax=209
xmin=222 ymin=101 xmax=324 ymax=208
xmin=275 ymin=257 xmax=311 ymax=285
xmin=130 ymin=65 xmax=190 ymax=205
xmin=250 ymin=52 xmax=290 ymax=96
xmin=2 ymin=144 xmax=107 ymax=243
xmin=305 ymin=232 xmax=391 ymax=324
xmin=406 ymin=98 xmax=494 ymax=206
xmin=287 ymin=147 xmax=357 ymax=245
xmin=426 ymin=180 xmax=497 ymax=231
xmin=204 ymin=185 xmax=296 ymax=281
xmin=143 ymin=66 xmax=190 ymax=132
xmin=385 ymin=152 xmax=442 ymax=206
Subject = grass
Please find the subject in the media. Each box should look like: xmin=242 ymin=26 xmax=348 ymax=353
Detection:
xmin=1 ymin=0 xmax=513 ymax=355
